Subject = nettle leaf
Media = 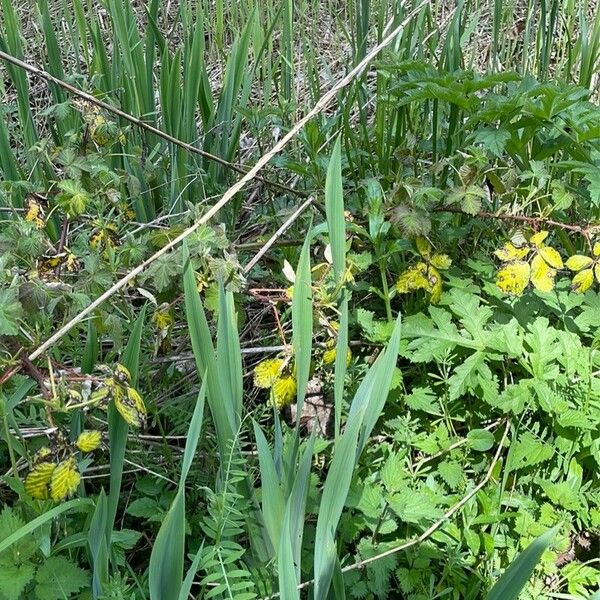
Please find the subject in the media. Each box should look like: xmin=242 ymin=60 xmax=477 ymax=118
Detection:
xmin=438 ymin=460 xmax=464 ymax=489
xmin=356 ymin=308 xmax=395 ymax=343
xmin=404 ymin=386 xmax=441 ymax=415
xmin=381 ymin=453 xmax=405 ymax=493
xmin=126 ymin=498 xmax=164 ymax=521
xmin=538 ymin=480 xmax=582 ymax=511
xmin=0 ymin=507 xmax=38 ymax=565
xmin=0 ymin=288 xmax=23 ymax=336
xmin=357 ymin=483 xmax=384 ymax=522
xmin=0 ymin=563 xmax=35 ymax=600
xmin=34 ymin=556 xmax=88 ymax=600
xmin=389 ymin=491 xmax=443 ymax=524
xmin=356 ymin=538 xmax=398 ymax=597
xmin=474 ymin=127 xmax=511 ymax=157
xmin=509 ymin=432 xmax=554 ymax=471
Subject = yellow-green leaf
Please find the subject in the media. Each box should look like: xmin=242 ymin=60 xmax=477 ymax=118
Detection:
xmin=571 ymin=269 xmax=594 ymax=293
xmin=253 ymin=359 xmax=284 ymax=388
xmin=271 ymin=375 xmax=296 ymax=409
xmin=595 ymin=263 xmax=600 ymax=284
xmin=396 ymin=263 xmax=429 ymax=293
xmin=415 ymin=236 xmax=431 ymax=257
xmin=593 ymin=242 xmax=600 ymax=257
xmin=530 ymin=254 xmax=555 ymax=293
xmin=25 ymin=462 xmax=56 ymax=500
xmin=496 ymin=261 xmax=530 ymax=295
xmin=430 ymin=254 xmax=452 ymax=270
xmin=529 ymin=231 xmax=549 ymax=247
xmin=495 ymin=243 xmax=529 ymax=262
xmin=50 ymin=458 xmax=81 ymax=502
xmin=538 ymin=246 xmax=563 ymax=269
xmin=76 ymin=430 xmax=102 ymax=453
xmin=566 ymin=255 xmax=594 ymax=272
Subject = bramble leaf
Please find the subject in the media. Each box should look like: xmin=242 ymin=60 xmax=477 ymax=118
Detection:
xmin=566 ymin=255 xmax=594 ymax=271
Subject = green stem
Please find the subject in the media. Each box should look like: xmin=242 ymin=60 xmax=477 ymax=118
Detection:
xmin=380 ymin=261 xmax=393 ymax=322
xmin=3 ymin=415 xmax=18 ymax=475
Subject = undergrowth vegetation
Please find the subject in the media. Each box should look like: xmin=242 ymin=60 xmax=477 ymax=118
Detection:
xmin=1 ymin=0 xmax=599 ymax=598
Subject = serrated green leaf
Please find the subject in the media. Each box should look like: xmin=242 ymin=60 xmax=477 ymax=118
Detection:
xmin=0 ymin=288 xmax=23 ymax=336
xmin=34 ymin=556 xmax=88 ymax=600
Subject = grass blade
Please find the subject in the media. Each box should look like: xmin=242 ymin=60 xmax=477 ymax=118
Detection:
xmin=292 ymin=231 xmax=313 ymax=419
xmin=253 ymin=421 xmax=285 ymax=555
xmin=88 ymin=491 xmax=109 ymax=598
xmin=106 ymin=305 xmax=147 ymax=547
xmin=149 ymin=382 xmax=206 ymax=600
xmin=325 ymin=137 xmax=345 ymax=284
xmin=0 ymin=498 xmax=93 ymax=554
xmin=486 ymin=525 xmax=560 ymax=600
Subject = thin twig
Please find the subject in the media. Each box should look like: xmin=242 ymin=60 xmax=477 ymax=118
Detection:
xmin=437 ymin=206 xmax=600 ymax=235
xmin=244 ymin=196 xmax=314 ymax=273
xmin=12 ymin=0 xmax=427 ymax=372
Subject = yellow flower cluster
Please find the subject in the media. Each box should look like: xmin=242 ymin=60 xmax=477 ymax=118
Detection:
xmin=396 ymin=237 xmax=452 ymax=304
xmin=91 ymin=364 xmax=147 ymax=427
xmin=565 ymin=242 xmax=600 ymax=293
xmin=496 ymin=231 xmax=563 ymax=295
xmin=253 ymin=359 xmax=296 ymax=409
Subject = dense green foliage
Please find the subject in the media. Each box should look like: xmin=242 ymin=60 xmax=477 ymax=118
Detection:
xmin=1 ymin=0 xmax=599 ymax=599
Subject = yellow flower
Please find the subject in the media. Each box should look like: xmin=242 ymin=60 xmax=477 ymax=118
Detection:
xmin=50 ymin=457 xmax=81 ymax=502
xmin=25 ymin=461 xmax=56 ymax=500
xmin=253 ymin=359 xmax=284 ymax=388
xmin=271 ymin=375 xmax=296 ymax=408
xmin=114 ymin=385 xmax=146 ymax=427
xmin=76 ymin=430 xmax=102 ymax=452
xmin=496 ymin=261 xmax=530 ymax=295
